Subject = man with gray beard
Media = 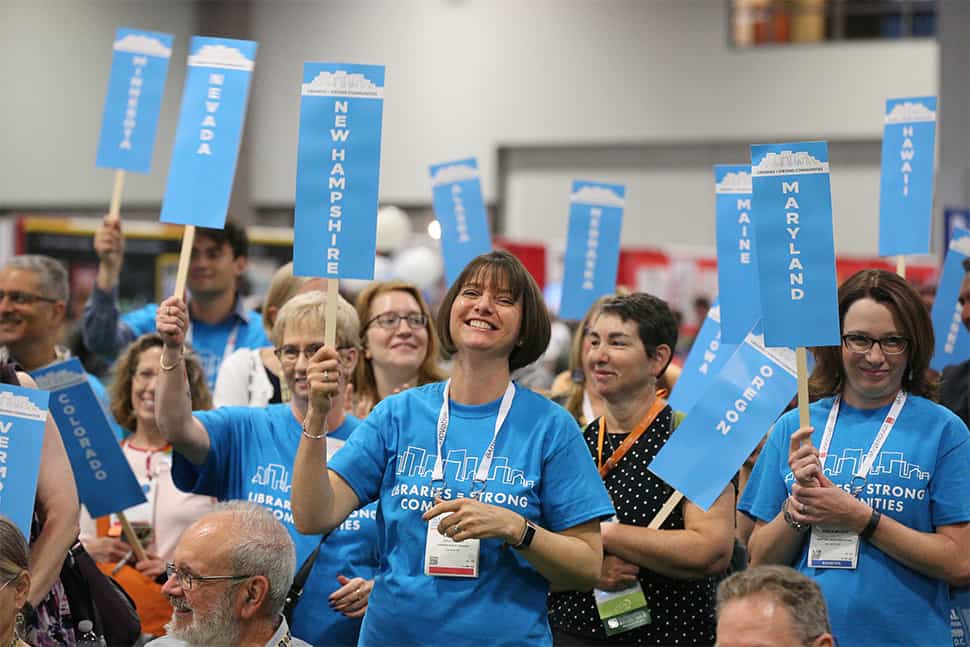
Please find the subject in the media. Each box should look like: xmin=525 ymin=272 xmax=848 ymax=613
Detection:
xmin=149 ymin=502 xmax=310 ymax=647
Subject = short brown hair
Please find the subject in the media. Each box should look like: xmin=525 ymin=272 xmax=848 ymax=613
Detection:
xmin=110 ymin=334 xmax=213 ymax=432
xmin=810 ymin=269 xmax=938 ymax=401
xmin=436 ymin=251 xmax=550 ymax=373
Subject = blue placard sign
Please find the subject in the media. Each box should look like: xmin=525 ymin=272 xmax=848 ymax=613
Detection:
xmin=160 ymin=37 xmax=258 ymax=228
xmin=558 ymin=181 xmax=625 ymax=321
xmin=96 ymin=28 xmax=173 ymax=173
xmin=669 ymin=302 xmax=738 ymax=416
xmin=31 ymin=359 xmax=146 ymax=518
xmin=878 ymin=97 xmax=937 ymax=256
xmin=651 ymin=327 xmax=797 ymax=510
xmin=715 ymin=165 xmax=761 ymax=343
xmin=429 ymin=158 xmax=493 ymax=286
xmin=930 ymin=228 xmax=970 ymax=371
xmin=0 ymin=385 xmax=48 ymax=539
xmin=294 ymin=63 xmax=386 ymax=279
xmin=751 ymin=142 xmax=840 ymax=348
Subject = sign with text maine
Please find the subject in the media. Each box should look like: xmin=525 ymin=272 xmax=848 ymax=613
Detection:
xmin=559 ymin=181 xmax=625 ymax=321
xmin=669 ymin=301 xmax=737 ymax=416
xmin=161 ymin=37 xmax=258 ymax=228
xmin=715 ymin=165 xmax=760 ymax=343
xmin=294 ymin=63 xmax=385 ymax=279
xmin=879 ymin=97 xmax=937 ymax=256
xmin=430 ymin=158 xmax=492 ymax=286
xmin=96 ymin=28 xmax=173 ymax=173
xmin=0 ymin=385 xmax=48 ymax=538
xmin=751 ymin=142 xmax=840 ymax=348
xmin=930 ymin=228 xmax=970 ymax=372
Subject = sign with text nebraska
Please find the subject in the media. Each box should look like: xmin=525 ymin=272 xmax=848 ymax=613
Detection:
xmin=715 ymin=165 xmax=760 ymax=343
xmin=430 ymin=158 xmax=492 ymax=286
xmin=294 ymin=63 xmax=386 ymax=279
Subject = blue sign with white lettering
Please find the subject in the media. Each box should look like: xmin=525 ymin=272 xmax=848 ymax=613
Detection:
xmin=31 ymin=359 xmax=145 ymax=518
xmin=161 ymin=37 xmax=258 ymax=228
xmin=651 ymin=326 xmax=797 ymax=510
xmin=294 ymin=62 xmax=385 ymax=279
xmin=430 ymin=158 xmax=492 ymax=286
xmin=930 ymin=228 xmax=970 ymax=371
xmin=0 ymin=384 xmax=48 ymax=538
xmin=879 ymin=97 xmax=937 ymax=256
xmin=669 ymin=301 xmax=737 ymax=415
xmin=559 ymin=181 xmax=625 ymax=321
xmin=96 ymin=28 xmax=173 ymax=173
xmin=751 ymin=141 xmax=840 ymax=348
xmin=715 ymin=165 xmax=760 ymax=343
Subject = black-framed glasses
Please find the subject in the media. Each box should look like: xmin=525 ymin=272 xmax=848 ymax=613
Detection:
xmin=274 ymin=343 xmax=354 ymax=364
xmin=0 ymin=290 xmax=57 ymax=305
xmin=365 ymin=312 xmax=428 ymax=330
xmin=841 ymin=333 xmax=910 ymax=355
xmin=164 ymin=562 xmax=252 ymax=591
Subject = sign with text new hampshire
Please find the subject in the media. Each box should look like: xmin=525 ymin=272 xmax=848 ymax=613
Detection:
xmin=558 ymin=181 xmax=625 ymax=321
xmin=879 ymin=97 xmax=937 ymax=256
xmin=294 ymin=63 xmax=385 ymax=279
xmin=669 ymin=302 xmax=737 ymax=416
xmin=430 ymin=158 xmax=492 ymax=286
xmin=930 ymin=228 xmax=970 ymax=372
xmin=751 ymin=142 xmax=840 ymax=348
xmin=715 ymin=165 xmax=760 ymax=343
xmin=0 ymin=385 xmax=48 ymax=538
xmin=31 ymin=359 xmax=146 ymax=518
xmin=651 ymin=327 xmax=797 ymax=510
xmin=161 ymin=37 xmax=257 ymax=228
xmin=96 ymin=28 xmax=173 ymax=173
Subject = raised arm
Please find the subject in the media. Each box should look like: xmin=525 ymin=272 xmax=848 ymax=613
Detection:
xmin=82 ymin=214 xmax=132 ymax=355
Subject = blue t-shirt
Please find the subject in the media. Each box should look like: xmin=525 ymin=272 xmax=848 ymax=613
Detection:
xmin=87 ymin=372 xmax=126 ymax=440
xmin=739 ymin=395 xmax=970 ymax=647
xmin=328 ymin=382 xmax=615 ymax=647
xmin=171 ymin=404 xmax=379 ymax=647
xmin=953 ymin=587 xmax=970 ymax=647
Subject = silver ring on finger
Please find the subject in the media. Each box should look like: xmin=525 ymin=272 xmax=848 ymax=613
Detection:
xmin=323 ymin=370 xmax=329 ymax=381
xmin=801 ymin=503 xmax=808 ymax=515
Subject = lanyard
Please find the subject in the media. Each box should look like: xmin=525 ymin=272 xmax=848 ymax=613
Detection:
xmin=818 ymin=390 xmax=907 ymax=495
xmin=596 ymin=396 xmax=668 ymax=479
xmin=431 ymin=379 xmax=516 ymax=499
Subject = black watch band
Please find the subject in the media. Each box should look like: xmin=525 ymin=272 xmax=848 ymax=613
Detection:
xmin=512 ymin=520 xmax=537 ymax=550
xmin=860 ymin=508 xmax=881 ymax=540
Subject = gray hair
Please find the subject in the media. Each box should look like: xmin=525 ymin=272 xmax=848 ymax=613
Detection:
xmin=271 ymin=289 xmax=360 ymax=349
xmin=6 ymin=255 xmax=69 ymax=302
xmin=716 ymin=565 xmax=831 ymax=644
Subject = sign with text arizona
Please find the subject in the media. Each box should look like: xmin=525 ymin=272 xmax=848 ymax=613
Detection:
xmin=429 ymin=158 xmax=492 ymax=286
xmin=559 ymin=181 xmax=625 ymax=321
xmin=651 ymin=327 xmax=796 ymax=510
xmin=715 ymin=165 xmax=760 ymax=343
xmin=669 ymin=302 xmax=737 ymax=416
xmin=294 ymin=63 xmax=385 ymax=279
xmin=879 ymin=97 xmax=937 ymax=256
xmin=31 ymin=359 xmax=146 ymax=518
xmin=751 ymin=142 xmax=840 ymax=347
xmin=930 ymin=229 xmax=970 ymax=372
xmin=161 ymin=37 xmax=258 ymax=228
xmin=96 ymin=28 xmax=173 ymax=173
xmin=0 ymin=385 xmax=48 ymax=538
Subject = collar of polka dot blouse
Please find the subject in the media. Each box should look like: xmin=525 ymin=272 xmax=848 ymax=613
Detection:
xmin=596 ymin=395 xmax=667 ymax=479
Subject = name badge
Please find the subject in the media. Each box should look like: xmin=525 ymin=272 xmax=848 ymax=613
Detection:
xmin=424 ymin=513 xmax=480 ymax=578
xmin=807 ymin=526 xmax=859 ymax=569
xmin=594 ymin=582 xmax=651 ymax=636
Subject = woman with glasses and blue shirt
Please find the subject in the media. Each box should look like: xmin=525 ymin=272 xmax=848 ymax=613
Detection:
xmin=154 ymin=290 xmax=379 ymax=646
xmin=740 ymin=269 xmax=970 ymax=647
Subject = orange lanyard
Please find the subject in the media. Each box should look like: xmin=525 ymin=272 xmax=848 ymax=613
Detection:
xmin=597 ymin=396 xmax=668 ymax=479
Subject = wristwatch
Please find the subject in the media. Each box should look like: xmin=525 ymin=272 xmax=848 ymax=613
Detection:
xmin=511 ymin=520 xmax=538 ymax=550
xmin=783 ymin=498 xmax=809 ymax=533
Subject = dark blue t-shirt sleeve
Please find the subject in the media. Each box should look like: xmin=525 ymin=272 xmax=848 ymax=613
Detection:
xmin=329 ymin=401 xmax=392 ymax=506
xmin=171 ymin=408 xmax=240 ymax=500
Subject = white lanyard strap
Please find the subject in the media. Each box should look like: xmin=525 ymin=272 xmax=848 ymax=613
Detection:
xmin=818 ymin=390 xmax=907 ymax=486
xmin=431 ymin=379 xmax=516 ymax=498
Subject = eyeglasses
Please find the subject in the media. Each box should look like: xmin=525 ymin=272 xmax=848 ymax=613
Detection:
xmin=842 ymin=333 xmax=910 ymax=356
xmin=133 ymin=368 xmax=159 ymax=384
xmin=164 ymin=562 xmax=252 ymax=591
xmin=0 ymin=290 xmax=58 ymax=305
xmin=274 ymin=343 xmax=354 ymax=364
xmin=366 ymin=312 xmax=428 ymax=330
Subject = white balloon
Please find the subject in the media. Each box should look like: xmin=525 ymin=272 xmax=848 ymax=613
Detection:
xmin=375 ymin=205 xmax=412 ymax=254
xmin=339 ymin=255 xmax=394 ymax=294
xmin=392 ymin=246 xmax=443 ymax=291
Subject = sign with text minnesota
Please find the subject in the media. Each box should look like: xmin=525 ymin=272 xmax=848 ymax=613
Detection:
xmin=715 ymin=165 xmax=760 ymax=343
xmin=295 ymin=63 xmax=385 ymax=279
xmin=96 ymin=28 xmax=173 ymax=173
xmin=429 ymin=158 xmax=492 ymax=286
xmin=161 ymin=37 xmax=258 ymax=228
xmin=0 ymin=385 xmax=48 ymax=538
xmin=558 ymin=181 xmax=625 ymax=321
xmin=751 ymin=142 xmax=840 ymax=348
xmin=930 ymin=229 xmax=970 ymax=372
xmin=879 ymin=97 xmax=937 ymax=256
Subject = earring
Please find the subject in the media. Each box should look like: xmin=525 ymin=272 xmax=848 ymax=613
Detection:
xmin=15 ymin=611 xmax=25 ymax=638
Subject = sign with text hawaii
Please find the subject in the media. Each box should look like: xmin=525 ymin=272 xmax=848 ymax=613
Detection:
xmin=651 ymin=327 xmax=797 ymax=510
xmin=429 ymin=158 xmax=492 ymax=286
xmin=669 ymin=302 xmax=737 ymax=416
xmin=161 ymin=37 xmax=257 ymax=228
xmin=751 ymin=142 xmax=840 ymax=348
xmin=96 ymin=28 xmax=173 ymax=173
xmin=559 ymin=181 xmax=625 ymax=321
xmin=294 ymin=63 xmax=385 ymax=279
xmin=0 ymin=385 xmax=48 ymax=538
xmin=930 ymin=229 xmax=970 ymax=372
xmin=31 ymin=359 xmax=145 ymax=518
xmin=879 ymin=97 xmax=937 ymax=256
xmin=715 ymin=165 xmax=760 ymax=343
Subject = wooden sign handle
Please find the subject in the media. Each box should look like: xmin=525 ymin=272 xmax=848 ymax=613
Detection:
xmin=108 ymin=170 xmax=126 ymax=221
xmin=324 ymin=278 xmax=339 ymax=348
xmin=896 ymin=255 xmax=906 ymax=279
xmin=116 ymin=511 xmax=148 ymax=563
xmin=173 ymin=225 xmax=196 ymax=302
xmin=796 ymin=347 xmax=810 ymax=430
xmin=647 ymin=490 xmax=684 ymax=529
